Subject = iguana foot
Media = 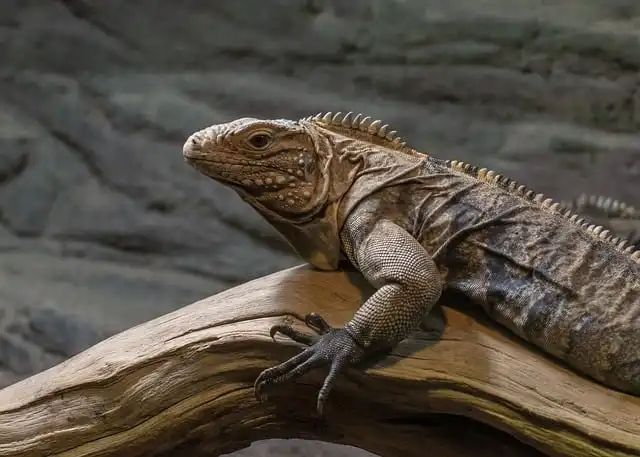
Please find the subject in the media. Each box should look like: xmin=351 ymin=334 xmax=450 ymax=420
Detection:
xmin=254 ymin=312 xmax=365 ymax=415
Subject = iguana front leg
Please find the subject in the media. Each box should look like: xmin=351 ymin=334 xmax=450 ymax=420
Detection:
xmin=254 ymin=220 xmax=443 ymax=414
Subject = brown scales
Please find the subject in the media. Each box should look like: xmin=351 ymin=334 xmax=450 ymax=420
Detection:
xmin=562 ymin=193 xmax=639 ymax=219
xmin=307 ymin=111 xmax=640 ymax=263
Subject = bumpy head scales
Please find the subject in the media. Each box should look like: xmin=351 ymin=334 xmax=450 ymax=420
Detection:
xmin=182 ymin=111 xmax=421 ymax=270
xmin=182 ymin=117 xmax=325 ymax=216
xmin=182 ymin=112 xmax=407 ymax=270
xmin=182 ymin=111 xmax=420 ymax=217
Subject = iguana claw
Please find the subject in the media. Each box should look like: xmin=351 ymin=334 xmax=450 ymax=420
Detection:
xmin=254 ymin=312 xmax=365 ymax=415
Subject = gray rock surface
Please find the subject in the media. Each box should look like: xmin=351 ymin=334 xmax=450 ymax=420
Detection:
xmin=0 ymin=0 xmax=639 ymax=455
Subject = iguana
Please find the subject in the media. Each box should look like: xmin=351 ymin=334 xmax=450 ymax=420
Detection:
xmin=562 ymin=194 xmax=640 ymax=250
xmin=183 ymin=111 xmax=640 ymax=414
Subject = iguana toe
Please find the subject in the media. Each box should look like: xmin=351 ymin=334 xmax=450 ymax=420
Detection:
xmin=268 ymin=324 xmax=318 ymax=345
xmin=304 ymin=312 xmax=333 ymax=334
xmin=267 ymin=312 xmax=333 ymax=346
xmin=254 ymin=314 xmax=365 ymax=415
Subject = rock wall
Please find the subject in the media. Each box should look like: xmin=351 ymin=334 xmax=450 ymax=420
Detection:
xmin=0 ymin=1 xmax=639 ymax=455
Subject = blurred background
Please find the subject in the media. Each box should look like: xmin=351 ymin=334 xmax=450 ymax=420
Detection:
xmin=0 ymin=1 xmax=639 ymax=456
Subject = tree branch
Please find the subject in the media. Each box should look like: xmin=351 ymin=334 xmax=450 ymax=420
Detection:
xmin=0 ymin=264 xmax=638 ymax=457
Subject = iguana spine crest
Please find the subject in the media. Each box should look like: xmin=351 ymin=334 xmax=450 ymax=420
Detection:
xmin=303 ymin=111 xmax=415 ymax=154
xmin=302 ymin=111 xmax=640 ymax=263
xmin=444 ymin=159 xmax=639 ymax=261
xmin=565 ymin=193 xmax=638 ymax=218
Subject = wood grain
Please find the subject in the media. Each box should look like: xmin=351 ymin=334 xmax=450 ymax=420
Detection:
xmin=0 ymin=264 xmax=637 ymax=457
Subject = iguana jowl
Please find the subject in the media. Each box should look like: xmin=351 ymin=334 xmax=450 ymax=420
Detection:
xmin=183 ymin=112 xmax=640 ymax=414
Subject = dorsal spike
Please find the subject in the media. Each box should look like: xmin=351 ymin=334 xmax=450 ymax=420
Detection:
xmin=303 ymin=110 xmax=417 ymax=154
xmin=368 ymin=119 xmax=382 ymax=134
xmin=359 ymin=116 xmax=372 ymax=130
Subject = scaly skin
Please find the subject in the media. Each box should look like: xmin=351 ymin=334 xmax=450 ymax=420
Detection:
xmin=183 ymin=112 xmax=640 ymax=414
xmin=562 ymin=194 xmax=640 ymax=249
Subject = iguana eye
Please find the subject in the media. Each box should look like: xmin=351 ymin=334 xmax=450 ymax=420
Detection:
xmin=246 ymin=131 xmax=273 ymax=150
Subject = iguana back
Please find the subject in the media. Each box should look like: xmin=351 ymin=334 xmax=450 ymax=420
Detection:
xmin=340 ymin=157 xmax=639 ymax=393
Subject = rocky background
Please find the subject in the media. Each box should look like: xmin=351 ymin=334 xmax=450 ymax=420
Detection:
xmin=0 ymin=1 xmax=639 ymax=456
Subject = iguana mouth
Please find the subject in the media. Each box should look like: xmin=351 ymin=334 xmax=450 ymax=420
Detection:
xmin=187 ymin=157 xmax=305 ymax=195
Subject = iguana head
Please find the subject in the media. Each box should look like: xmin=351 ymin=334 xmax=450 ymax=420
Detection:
xmin=183 ymin=112 xmax=423 ymax=270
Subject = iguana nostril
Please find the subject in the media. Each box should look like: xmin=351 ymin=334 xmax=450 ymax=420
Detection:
xmin=182 ymin=133 xmax=202 ymax=159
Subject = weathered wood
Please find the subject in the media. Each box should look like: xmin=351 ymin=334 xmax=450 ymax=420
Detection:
xmin=0 ymin=264 xmax=638 ymax=457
